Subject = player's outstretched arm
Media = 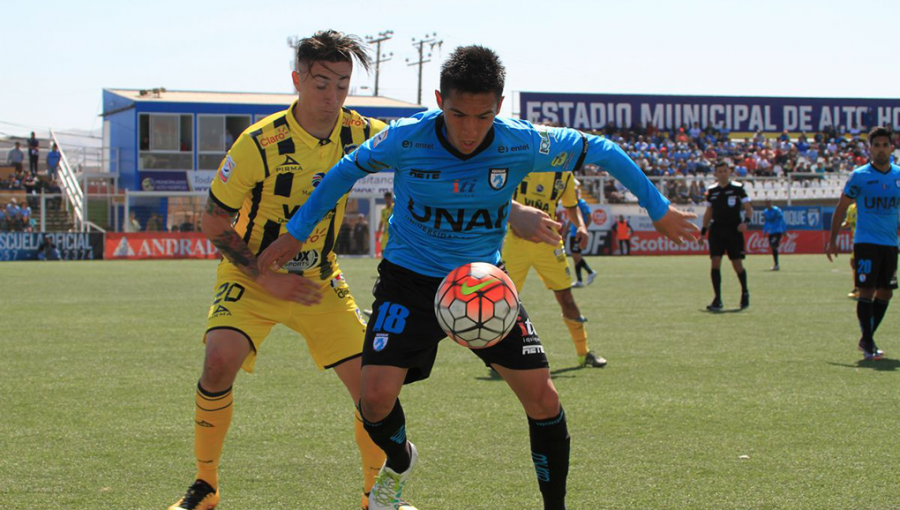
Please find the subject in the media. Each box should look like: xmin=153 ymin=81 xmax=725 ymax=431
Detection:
xmin=201 ymin=198 xmax=321 ymax=305
xmin=826 ymin=194 xmax=853 ymax=262
xmin=653 ymin=206 xmax=700 ymax=244
xmin=509 ymin=201 xmax=562 ymax=245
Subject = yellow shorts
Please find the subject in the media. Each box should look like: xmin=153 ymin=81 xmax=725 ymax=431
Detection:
xmin=205 ymin=262 xmax=367 ymax=373
xmin=502 ymin=231 xmax=572 ymax=292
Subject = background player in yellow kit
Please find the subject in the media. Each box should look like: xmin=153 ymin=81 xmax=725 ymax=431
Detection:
xmin=377 ymin=191 xmax=393 ymax=256
xmin=168 ymin=30 xmax=415 ymax=510
xmin=502 ymin=171 xmax=608 ymax=368
xmin=843 ymin=202 xmax=858 ymax=298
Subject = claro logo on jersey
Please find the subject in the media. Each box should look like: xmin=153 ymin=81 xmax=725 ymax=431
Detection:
xmin=407 ymin=199 xmax=508 ymax=233
xmin=259 ymin=125 xmax=290 ymax=147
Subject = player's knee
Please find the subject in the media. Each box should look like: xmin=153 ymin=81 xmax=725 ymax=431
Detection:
xmin=201 ymin=347 xmax=242 ymax=386
xmin=359 ymin=388 xmax=396 ymax=421
xmin=525 ymin=381 xmax=560 ymax=419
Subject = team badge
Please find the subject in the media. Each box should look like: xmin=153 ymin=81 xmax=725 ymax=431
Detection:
xmin=728 ymin=196 xmax=737 ymax=207
xmin=895 ymin=180 xmax=900 ymax=188
xmin=489 ymin=168 xmax=509 ymax=190
xmin=373 ymin=333 xmax=389 ymax=352
xmin=219 ymin=156 xmax=236 ymax=183
xmin=554 ymin=180 xmax=565 ymax=191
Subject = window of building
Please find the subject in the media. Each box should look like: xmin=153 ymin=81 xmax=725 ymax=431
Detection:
xmin=198 ymin=114 xmax=251 ymax=170
xmin=138 ymin=113 xmax=193 ymax=170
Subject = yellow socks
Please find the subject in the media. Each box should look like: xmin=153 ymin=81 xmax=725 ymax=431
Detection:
xmin=355 ymin=408 xmax=387 ymax=499
xmin=562 ymin=316 xmax=589 ymax=357
xmin=194 ymin=384 xmax=234 ymax=490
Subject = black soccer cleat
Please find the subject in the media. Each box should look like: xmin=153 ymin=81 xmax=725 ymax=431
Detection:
xmin=740 ymin=292 xmax=750 ymax=309
xmin=579 ymin=351 xmax=608 ymax=368
xmin=706 ymin=299 xmax=723 ymax=312
xmin=169 ymin=479 xmax=219 ymax=510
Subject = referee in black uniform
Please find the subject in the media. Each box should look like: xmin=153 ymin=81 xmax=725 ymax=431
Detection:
xmin=701 ymin=160 xmax=753 ymax=311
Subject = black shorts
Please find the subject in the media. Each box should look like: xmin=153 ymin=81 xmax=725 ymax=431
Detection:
xmin=568 ymin=236 xmax=582 ymax=254
xmin=853 ymin=243 xmax=898 ymax=290
xmin=768 ymin=233 xmax=782 ymax=249
xmin=709 ymin=227 xmax=745 ymax=260
xmin=363 ymin=259 xmax=550 ymax=385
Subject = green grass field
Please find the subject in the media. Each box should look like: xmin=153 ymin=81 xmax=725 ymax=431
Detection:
xmin=1 ymin=255 xmax=898 ymax=509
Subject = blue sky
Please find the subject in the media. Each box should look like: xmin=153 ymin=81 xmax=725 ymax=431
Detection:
xmin=2 ymin=0 xmax=898 ymax=142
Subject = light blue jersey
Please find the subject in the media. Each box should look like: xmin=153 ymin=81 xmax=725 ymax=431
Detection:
xmin=287 ymin=110 xmax=670 ymax=277
xmin=763 ymin=206 xmax=786 ymax=235
xmin=568 ymin=198 xmax=592 ymax=238
xmin=843 ymin=163 xmax=900 ymax=247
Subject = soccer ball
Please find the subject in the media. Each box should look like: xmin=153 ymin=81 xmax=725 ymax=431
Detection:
xmin=434 ymin=262 xmax=520 ymax=349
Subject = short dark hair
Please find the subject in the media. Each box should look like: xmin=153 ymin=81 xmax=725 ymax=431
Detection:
xmin=868 ymin=126 xmax=893 ymax=145
xmin=294 ymin=30 xmax=371 ymax=73
xmin=439 ymin=45 xmax=506 ymax=99
xmin=714 ymin=160 xmax=731 ymax=170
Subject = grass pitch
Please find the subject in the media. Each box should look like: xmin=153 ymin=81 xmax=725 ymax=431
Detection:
xmin=1 ymin=255 xmax=898 ymax=509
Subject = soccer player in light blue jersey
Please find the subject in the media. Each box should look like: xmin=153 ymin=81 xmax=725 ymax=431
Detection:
xmin=826 ymin=126 xmax=900 ymax=361
xmin=763 ymin=199 xmax=786 ymax=270
xmin=260 ymin=45 xmax=698 ymax=510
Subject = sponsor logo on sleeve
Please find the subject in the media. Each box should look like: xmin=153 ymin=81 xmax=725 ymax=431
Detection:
xmin=219 ymin=156 xmax=236 ymax=183
xmin=372 ymin=130 xmax=389 ymax=148
xmin=551 ymin=152 xmax=569 ymax=167
xmin=539 ymin=132 xmax=551 ymax=155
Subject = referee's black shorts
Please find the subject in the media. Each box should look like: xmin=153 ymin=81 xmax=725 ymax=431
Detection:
xmin=708 ymin=226 xmax=745 ymax=260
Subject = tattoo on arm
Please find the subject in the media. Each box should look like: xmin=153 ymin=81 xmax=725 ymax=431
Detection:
xmin=204 ymin=198 xmax=259 ymax=279
xmin=211 ymin=229 xmax=260 ymax=279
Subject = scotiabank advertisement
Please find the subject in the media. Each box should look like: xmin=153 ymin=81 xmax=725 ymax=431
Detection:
xmin=105 ymin=233 xmax=220 ymax=260
xmin=626 ymin=230 xmax=855 ymax=256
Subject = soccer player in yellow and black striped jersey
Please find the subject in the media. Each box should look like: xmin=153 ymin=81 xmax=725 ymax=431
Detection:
xmin=502 ymin=171 xmax=608 ymax=368
xmin=843 ymin=202 xmax=859 ymax=298
xmin=169 ymin=31 xmax=415 ymax=510
xmin=377 ymin=191 xmax=393 ymax=256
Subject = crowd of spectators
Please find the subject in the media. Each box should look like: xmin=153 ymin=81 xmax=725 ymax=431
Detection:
xmin=573 ymin=122 xmax=900 ymax=204
xmin=0 ymin=198 xmax=34 ymax=232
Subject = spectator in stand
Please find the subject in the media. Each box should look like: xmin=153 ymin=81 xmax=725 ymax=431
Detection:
xmin=129 ymin=211 xmax=142 ymax=232
xmin=46 ymin=178 xmax=62 ymax=209
xmin=38 ymin=235 xmax=61 ymax=261
xmin=28 ymin=132 xmax=40 ymax=176
xmin=7 ymin=141 xmax=24 ymax=174
xmin=146 ymin=212 xmax=162 ymax=231
xmin=352 ymin=213 xmax=369 ymax=255
xmin=689 ymin=122 xmax=701 ymax=140
xmin=46 ymin=143 xmax=61 ymax=180
xmin=336 ymin=216 xmax=352 ymax=254
xmin=0 ymin=208 xmax=6 ymax=232
xmin=689 ymin=180 xmax=705 ymax=204
xmin=604 ymin=178 xmax=623 ymax=203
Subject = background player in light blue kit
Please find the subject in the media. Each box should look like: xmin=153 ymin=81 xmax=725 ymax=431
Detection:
xmin=826 ymin=126 xmax=900 ymax=361
xmin=260 ymin=45 xmax=698 ymax=510
xmin=763 ymin=199 xmax=786 ymax=270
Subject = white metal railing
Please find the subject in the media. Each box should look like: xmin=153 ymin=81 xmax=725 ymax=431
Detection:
xmin=579 ymin=172 xmax=848 ymax=207
xmin=50 ymin=129 xmax=84 ymax=230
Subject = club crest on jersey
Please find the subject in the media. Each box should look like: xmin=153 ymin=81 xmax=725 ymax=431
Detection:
xmin=489 ymin=168 xmax=509 ymax=190
xmin=536 ymin=184 xmax=544 ymax=193
xmin=728 ymin=196 xmax=737 ymax=207
xmin=896 ymin=180 xmax=900 ymax=188
xmin=219 ymin=156 xmax=236 ymax=183
xmin=373 ymin=333 xmax=389 ymax=352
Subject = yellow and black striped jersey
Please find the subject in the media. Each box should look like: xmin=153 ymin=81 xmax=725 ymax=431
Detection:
xmin=379 ymin=205 xmax=392 ymax=230
xmin=209 ymin=102 xmax=386 ymax=281
xmin=511 ymin=171 xmax=578 ymax=222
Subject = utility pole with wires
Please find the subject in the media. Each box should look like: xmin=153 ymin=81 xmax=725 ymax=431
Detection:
xmin=406 ymin=33 xmax=442 ymax=106
xmin=364 ymin=30 xmax=394 ymax=97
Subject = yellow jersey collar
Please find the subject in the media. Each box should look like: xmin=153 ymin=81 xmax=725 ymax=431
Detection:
xmin=285 ymin=100 xmax=344 ymax=150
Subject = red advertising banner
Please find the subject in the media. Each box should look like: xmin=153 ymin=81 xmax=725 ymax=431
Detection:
xmin=627 ymin=230 xmax=854 ymax=256
xmin=105 ymin=233 xmax=220 ymax=260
